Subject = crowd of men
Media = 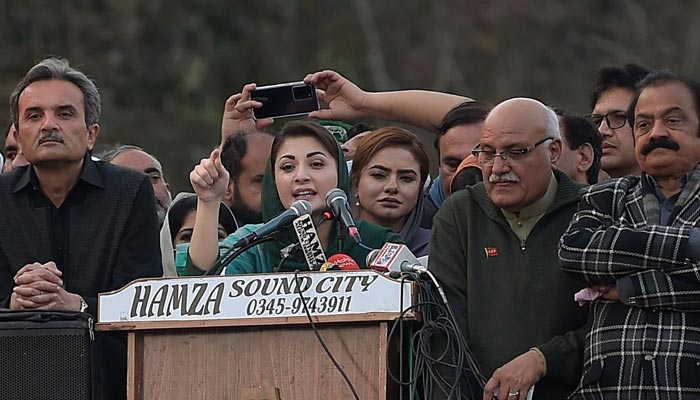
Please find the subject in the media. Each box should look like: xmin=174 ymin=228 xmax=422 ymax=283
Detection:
xmin=0 ymin=56 xmax=699 ymax=400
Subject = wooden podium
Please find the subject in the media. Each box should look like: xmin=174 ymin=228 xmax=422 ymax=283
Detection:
xmin=97 ymin=270 xmax=415 ymax=400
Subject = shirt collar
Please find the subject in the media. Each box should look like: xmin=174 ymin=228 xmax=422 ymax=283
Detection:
xmin=642 ymin=170 xmax=691 ymax=201
xmin=12 ymin=153 xmax=105 ymax=194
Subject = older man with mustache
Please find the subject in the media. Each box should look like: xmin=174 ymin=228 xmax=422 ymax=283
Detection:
xmin=429 ymin=98 xmax=588 ymax=399
xmin=560 ymin=71 xmax=700 ymax=399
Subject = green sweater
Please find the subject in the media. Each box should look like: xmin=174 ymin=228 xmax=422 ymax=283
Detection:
xmin=429 ymin=169 xmax=587 ymax=399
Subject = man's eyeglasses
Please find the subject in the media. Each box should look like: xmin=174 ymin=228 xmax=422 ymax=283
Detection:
xmin=472 ymin=137 xmax=553 ymax=166
xmin=586 ymin=111 xmax=628 ymax=129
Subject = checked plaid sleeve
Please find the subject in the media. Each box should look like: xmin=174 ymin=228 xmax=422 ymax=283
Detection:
xmin=559 ymin=175 xmax=700 ymax=310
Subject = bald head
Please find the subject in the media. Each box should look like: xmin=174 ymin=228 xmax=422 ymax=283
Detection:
xmin=106 ymin=147 xmax=172 ymax=225
xmin=484 ymin=98 xmax=560 ymax=140
xmin=478 ymin=98 xmax=562 ymax=213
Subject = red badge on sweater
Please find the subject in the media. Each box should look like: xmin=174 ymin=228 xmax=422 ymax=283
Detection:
xmin=484 ymin=247 xmax=499 ymax=258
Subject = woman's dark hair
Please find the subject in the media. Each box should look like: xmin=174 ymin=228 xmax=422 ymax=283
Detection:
xmin=349 ymin=127 xmax=430 ymax=190
xmin=270 ymin=120 xmax=341 ymax=168
xmin=167 ymin=196 xmax=237 ymax=242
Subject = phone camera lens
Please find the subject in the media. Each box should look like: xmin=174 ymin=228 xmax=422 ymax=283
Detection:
xmin=293 ymin=85 xmax=313 ymax=100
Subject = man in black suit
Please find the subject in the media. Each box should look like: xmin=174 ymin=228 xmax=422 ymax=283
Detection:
xmin=0 ymin=57 xmax=162 ymax=400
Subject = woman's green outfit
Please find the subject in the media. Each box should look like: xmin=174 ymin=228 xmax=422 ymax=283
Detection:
xmin=177 ymin=145 xmax=401 ymax=275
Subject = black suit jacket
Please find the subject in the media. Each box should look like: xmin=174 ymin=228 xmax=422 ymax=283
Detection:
xmin=0 ymin=155 xmax=163 ymax=399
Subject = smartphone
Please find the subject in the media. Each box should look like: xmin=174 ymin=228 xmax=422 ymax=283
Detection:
xmin=251 ymin=81 xmax=319 ymax=119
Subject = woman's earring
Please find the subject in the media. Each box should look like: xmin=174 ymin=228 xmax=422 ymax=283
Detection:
xmin=355 ymin=195 xmax=360 ymax=207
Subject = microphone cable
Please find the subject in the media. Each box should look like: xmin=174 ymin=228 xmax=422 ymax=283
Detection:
xmin=292 ymin=270 xmax=361 ymax=400
xmin=357 ymin=242 xmax=377 ymax=252
xmin=275 ymin=243 xmax=299 ymax=273
xmin=206 ymin=236 xmax=274 ymax=276
xmin=385 ymin=270 xmax=486 ymax=399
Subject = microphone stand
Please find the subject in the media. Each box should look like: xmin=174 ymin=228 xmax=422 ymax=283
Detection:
xmin=335 ymin=217 xmax=344 ymax=252
xmin=205 ymin=236 xmax=275 ymax=276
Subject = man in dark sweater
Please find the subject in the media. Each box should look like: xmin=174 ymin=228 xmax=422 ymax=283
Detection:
xmin=430 ymin=98 xmax=587 ymax=399
xmin=0 ymin=57 xmax=162 ymax=399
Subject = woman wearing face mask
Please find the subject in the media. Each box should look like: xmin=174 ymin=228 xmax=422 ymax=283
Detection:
xmin=179 ymin=121 xmax=401 ymax=275
xmin=159 ymin=192 xmax=238 ymax=276
xmin=349 ymin=128 xmax=431 ymax=257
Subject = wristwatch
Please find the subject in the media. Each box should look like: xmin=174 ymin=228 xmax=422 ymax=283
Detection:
xmin=78 ymin=296 xmax=88 ymax=313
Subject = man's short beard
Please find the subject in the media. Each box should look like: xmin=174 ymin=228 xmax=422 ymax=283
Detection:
xmin=231 ymin=187 xmax=262 ymax=225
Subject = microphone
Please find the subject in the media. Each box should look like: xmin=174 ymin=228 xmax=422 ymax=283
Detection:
xmin=235 ymin=200 xmax=312 ymax=248
xmin=319 ymin=254 xmax=360 ymax=271
xmin=367 ymin=242 xmax=427 ymax=274
xmin=319 ymin=261 xmax=339 ymax=272
xmin=366 ymin=249 xmax=380 ymax=268
xmin=292 ymin=213 xmax=327 ymax=270
xmin=325 ymin=188 xmax=362 ymax=244
xmin=328 ymin=253 xmax=360 ymax=270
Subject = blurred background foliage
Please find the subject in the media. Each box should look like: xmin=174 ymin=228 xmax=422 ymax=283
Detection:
xmin=2 ymin=0 xmax=699 ymax=192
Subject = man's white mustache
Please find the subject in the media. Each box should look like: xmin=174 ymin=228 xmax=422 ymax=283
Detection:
xmin=489 ymin=172 xmax=520 ymax=183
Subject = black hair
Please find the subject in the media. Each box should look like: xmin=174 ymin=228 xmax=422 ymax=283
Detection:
xmin=590 ymin=64 xmax=650 ymax=110
xmin=561 ymin=114 xmax=603 ymax=184
xmin=434 ymin=100 xmax=491 ymax=155
xmin=167 ymin=196 xmax=237 ymax=242
xmin=627 ymin=70 xmax=700 ymax=135
xmin=221 ymin=131 xmax=274 ymax=183
xmin=167 ymin=196 xmax=197 ymax=242
xmin=347 ymin=122 xmax=373 ymax=139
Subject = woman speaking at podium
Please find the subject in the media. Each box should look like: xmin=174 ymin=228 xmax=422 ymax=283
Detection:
xmin=178 ymin=120 xmax=400 ymax=275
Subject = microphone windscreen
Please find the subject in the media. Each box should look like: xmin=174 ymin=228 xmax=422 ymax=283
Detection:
xmin=328 ymin=253 xmax=360 ymax=270
xmin=365 ymin=249 xmax=380 ymax=268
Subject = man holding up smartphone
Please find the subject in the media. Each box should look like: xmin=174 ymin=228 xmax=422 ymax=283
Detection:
xmin=218 ymin=83 xmax=275 ymax=226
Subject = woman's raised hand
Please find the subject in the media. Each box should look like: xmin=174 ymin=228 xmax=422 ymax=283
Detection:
xmin=190 ymin=148 xmax=230 ymax=203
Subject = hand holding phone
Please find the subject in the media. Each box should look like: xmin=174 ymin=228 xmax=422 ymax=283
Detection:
xmin=251 ymin=82 xmax=319 ymax=120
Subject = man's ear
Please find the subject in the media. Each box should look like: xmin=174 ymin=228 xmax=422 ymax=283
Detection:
xmin=577 ymin=143 xmax=594 ymax=174
xmin=86 ymin=124 xmax=100 ymax=151
xmin=548 ymin=138 xmax=562 ymax=164
xmin=223 ymin=178 xmax=234 ymax=206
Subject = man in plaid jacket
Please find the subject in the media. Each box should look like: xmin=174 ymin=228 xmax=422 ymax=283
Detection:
xmin=560 ymin=70 xmax=700 ymax=399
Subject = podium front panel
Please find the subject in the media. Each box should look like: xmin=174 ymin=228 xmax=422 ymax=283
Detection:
xmin=128 ymin=322 xmax=388 ymax=400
